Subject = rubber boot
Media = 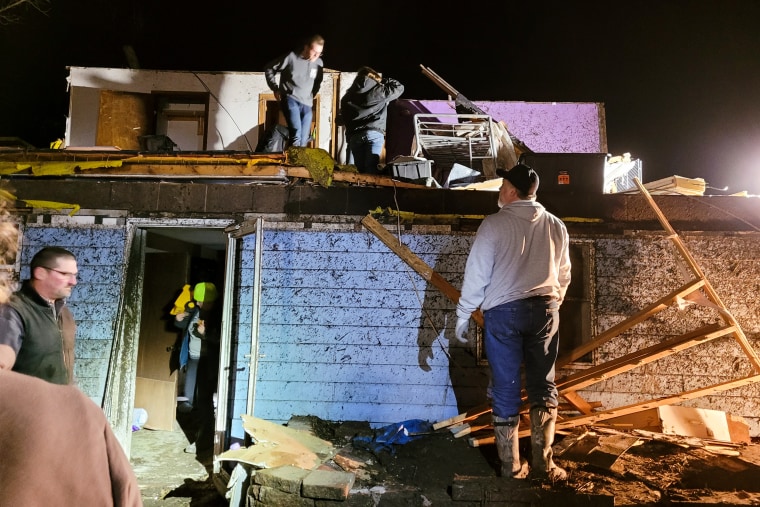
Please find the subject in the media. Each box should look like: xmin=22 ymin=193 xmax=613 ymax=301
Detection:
xmin=529 ymin=406 xmax=568 ymax=482
xmin=493 ymin=415 xmax=529 ymax=479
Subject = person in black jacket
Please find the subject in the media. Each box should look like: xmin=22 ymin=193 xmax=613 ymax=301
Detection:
xmin=340 ymin=67 xmax=404 ymax=174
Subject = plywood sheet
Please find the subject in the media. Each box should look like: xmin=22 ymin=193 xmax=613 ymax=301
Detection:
xmin=134 ymin=376 xmax=176 ymax=431
xmin=96 ymin=90 xmax=153 ymax=149
xmin=605 ymin=405 xmax=733 ymax=442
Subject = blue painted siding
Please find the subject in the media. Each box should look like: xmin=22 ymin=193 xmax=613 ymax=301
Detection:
xmin=19 ymin=225 xmax=126 ymax=404
xmin=229 ymin=228 xmax=482 ymax=438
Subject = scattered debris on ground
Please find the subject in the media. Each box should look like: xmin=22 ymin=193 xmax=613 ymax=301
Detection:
xmin=208 ymin=414 xmax=760 ymax=506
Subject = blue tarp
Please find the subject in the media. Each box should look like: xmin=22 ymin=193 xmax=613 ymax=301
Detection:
xmin=352 ymin=419 xmax=432 ymax=454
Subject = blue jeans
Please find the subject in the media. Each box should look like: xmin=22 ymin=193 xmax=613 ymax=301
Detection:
xmin=281 ymin=96 xmax=312 ymax=147
xmin=484 ymin=296 xmax=560 ymax=418
xmin=349 ymin=130 xmax=384 ymax=174
xmin=183 ymin=356 xmax=199 ymax=405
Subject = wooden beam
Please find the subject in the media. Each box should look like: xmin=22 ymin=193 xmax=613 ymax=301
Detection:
xmin=557 ymin=323 xmax=735 ymax=393
xmin=288 ymin=168 xmax=429 ymax=189
xmin=432 ymin=402 xmax=491 ymax=431
xmin=468 ymin=373 xmax=760 ymax=446
xmin=555 ymin=374 xmax=760 ymax=433
xmin=560 ymin=391 xmax=596 ymax=415
xmin=633 ymin=178 xmax=760 ymax=373
xmin=361 ymin=214 xmax=484 ymax=328
xmin=557 ymin=278 xmax=706 ymax=366
xmin=101 ymin=163 xmax=288 ymax=178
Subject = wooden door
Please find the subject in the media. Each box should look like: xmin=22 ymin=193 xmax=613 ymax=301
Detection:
xmin=134 ymin=252 xmax=189 ymax=430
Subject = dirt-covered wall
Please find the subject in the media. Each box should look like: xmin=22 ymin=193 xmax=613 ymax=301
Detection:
xmin=572 ymin=232 xmax=760 ymax=434
xmin=10 ymin=205 xmax=759 ymax=441
xmin=227 ymin=221 xmax=760 ymax=440
xmin=228 ymin=224 xmax=485 ymax=440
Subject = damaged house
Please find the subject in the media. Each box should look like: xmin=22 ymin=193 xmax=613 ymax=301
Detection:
xmin=1 ymin=66 xmax=759 ymax=494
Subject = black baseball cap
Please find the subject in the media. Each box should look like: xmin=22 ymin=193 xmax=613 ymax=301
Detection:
xmin=496 ymin=163 xmax=540 ymax=198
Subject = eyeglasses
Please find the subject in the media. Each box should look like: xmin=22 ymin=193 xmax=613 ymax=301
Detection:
xmin=42 ymin=266 xmax=78 ymax=280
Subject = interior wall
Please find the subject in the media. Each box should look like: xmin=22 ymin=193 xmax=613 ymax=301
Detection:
xmin=66 ymin=67 xmax=340 ymax=152
xmin=386 ymin=99 xmax=606 ymax=161
xmin=67 ymin=87 xmax=101 ymax=147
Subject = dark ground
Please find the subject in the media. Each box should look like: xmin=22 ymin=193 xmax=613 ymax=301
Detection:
xmin=131 ymin=414 xmax=760 ymax=506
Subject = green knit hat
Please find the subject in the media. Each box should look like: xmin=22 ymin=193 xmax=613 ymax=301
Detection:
xmin=193 ymin=282 xmax=218 ymax=303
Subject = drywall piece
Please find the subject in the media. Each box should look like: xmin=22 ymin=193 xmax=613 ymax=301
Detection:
xmin=603 ymin=405 xmax=751 ymax=444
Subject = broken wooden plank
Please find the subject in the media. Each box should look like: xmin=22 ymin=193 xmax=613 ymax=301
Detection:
xmin=603 ymin=405 xmax=750 ymax=444
xmin=558 ymin=432 xmax=641 ymax=469
xmin=557 ymin=323 xmax=734 ymax=393
xmin=561 ymin=390 xmax=596 ymax=415
xmin=554 ymin=374 xmax=760 ymax=435
xmin=642 ymin=175 xmax=706 ymax=195
xmin=469 ymin=374 xmax=760 ymax=447
xmin=217 ymin=415 xmax=335 ymax=469
xmin=557 ymin=278 xmax=706 ymax=366
xmin=633 ymin=177 xmax=760 ymax=373
xmin=361 ymin=214 xmax=484 ymax=328
xmin=432 ymin=402 xmax=491 ymax=430
xmin=288 ymin=167 xmax=430 ymax=189
xmin=631 ymin=429 xmax=741 ymax=455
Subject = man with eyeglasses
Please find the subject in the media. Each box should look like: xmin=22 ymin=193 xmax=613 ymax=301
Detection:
xmin=0 ymin=246 xmax=78 ymax=384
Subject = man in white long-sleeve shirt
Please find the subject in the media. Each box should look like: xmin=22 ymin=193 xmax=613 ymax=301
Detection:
xmin=455 ymin=163 xmax=571 ymax=482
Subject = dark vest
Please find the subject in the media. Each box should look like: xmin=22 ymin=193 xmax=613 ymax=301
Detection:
xmin=8 ymin=283 xmax=76 ymax=384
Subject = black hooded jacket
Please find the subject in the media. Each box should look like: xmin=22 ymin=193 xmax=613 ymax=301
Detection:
xmin=340 ymin=75 xmax=404 ymax=137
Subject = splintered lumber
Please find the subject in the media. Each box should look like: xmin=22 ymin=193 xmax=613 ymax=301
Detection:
xmin=556 ymin=279 xmax=706 ymax=366
xmin=217 ymin=414 xmax=335 ymax=469
xmin=361 ymin=214 xmax=484 ymax=328
xmin=557 ymin=323 xmax=735 ymax=393
xmin=419 ymin=64 xmax=531 ymax=155
xmin=558 ymin=432 xmax=641 ymax=469
xmin=287 ymin=167 xmax=428 ymax=189
xmin=633 ymin=177 xmax=760 ymax=373
xmin=432 ymin=402 xmax=492 ymax=430
xmin=468 ymin=373 xmax=760 ymax=447
xmin=642 ymin=175 xmax=706 ymax=195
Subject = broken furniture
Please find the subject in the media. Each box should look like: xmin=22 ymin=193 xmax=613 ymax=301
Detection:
xmin=419 ymin=64 xmax=527 ymax=172
xmin=413 ymin=113 xmax=498 ymax=187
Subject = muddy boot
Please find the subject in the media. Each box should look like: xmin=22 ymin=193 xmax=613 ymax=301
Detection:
xmin=529 ymin=406 xmax=567 ymax=482
xmin=493 ymin=415 xmax=529 ymax=479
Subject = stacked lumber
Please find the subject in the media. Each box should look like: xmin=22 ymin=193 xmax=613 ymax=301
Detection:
xmin=642 ymin=175 xmax=706 ymax=195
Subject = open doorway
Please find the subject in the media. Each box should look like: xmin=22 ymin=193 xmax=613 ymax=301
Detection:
xmin=258 ymin=93 xmax=320 ymax=149
xmin=132 ymin=226 xmax=227 ymax=469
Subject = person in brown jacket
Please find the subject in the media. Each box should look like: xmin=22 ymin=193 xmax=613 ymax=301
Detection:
xmin=0 ymin=368 xmax=143 ymax=506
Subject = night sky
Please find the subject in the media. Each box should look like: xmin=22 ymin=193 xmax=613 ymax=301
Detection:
xmin=2 ymin=0 xmax=760 ymax=194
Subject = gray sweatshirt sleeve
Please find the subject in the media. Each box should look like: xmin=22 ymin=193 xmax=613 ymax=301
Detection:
xmin=264 ymin=54 xmax=287 ymax=92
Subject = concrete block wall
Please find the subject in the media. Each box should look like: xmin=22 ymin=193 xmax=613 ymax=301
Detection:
xmin=574 ymin=233 xmax=760 ymax=434
xmin=18 ymin=222 xmax=126 ymax=404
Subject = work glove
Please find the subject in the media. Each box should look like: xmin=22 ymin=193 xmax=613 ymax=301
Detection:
xmin=455 ymin=317 xmax=470 ymax=343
